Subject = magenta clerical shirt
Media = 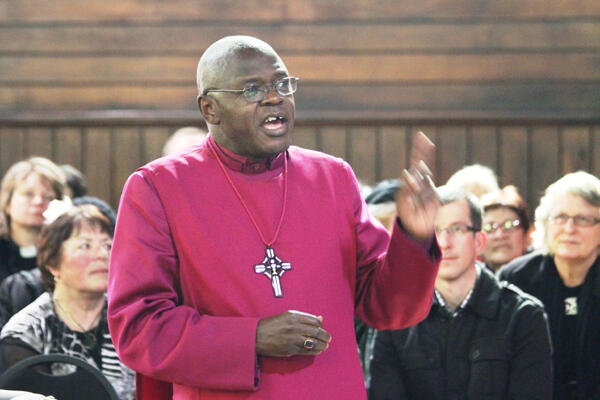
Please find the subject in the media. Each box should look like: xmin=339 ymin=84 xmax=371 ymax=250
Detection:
xmin=108 ymin=135 xmax=440 ymax=399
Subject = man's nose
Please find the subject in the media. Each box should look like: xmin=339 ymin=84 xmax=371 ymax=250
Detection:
xmin=489 ymin=227 xmax=506 ymax=238
xmin=261 ymin=86 xmax=283 ymax=105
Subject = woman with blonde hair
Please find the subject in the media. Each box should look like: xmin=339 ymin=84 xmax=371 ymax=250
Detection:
xmin=0 ymin=158 xmax=65 ymax=282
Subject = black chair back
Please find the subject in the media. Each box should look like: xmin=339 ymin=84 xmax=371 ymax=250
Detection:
xmin=0 ymin=354 xmax=119 ymax=400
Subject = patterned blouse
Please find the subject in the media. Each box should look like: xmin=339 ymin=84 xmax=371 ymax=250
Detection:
xmin=0 ymin=292 xmax=135 ymax=400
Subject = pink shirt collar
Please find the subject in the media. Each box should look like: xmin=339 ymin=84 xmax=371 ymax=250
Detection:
xmin=207 ymin=134 xmax=286 ymax=174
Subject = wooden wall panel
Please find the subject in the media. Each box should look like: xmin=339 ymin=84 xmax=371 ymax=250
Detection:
xmin=320 ymin=127 xmax=347 ymax=161
xmin=141 ymin=126 xmax=171 ymax=163
xmin=292 ymin=126 xmax=318 ymax=151
xmin=113 ymin=127 xmax=143 ymax=206
xmin=0 ymin=128 xmax=25 ymax=173
xmin=26 ymin=128 xmax=54 ymax=160
xmin=2 ymin=21 xmax=598 ymax=53
xmin=593 ymin=126 xmax=600 ymax=178
xmin=55 ymin=127 xmax=83 ymax=167
xmin=1 ymin=1 xmax=599 ymax=119
xmin=499 ymin=127 xmax=529 ymax=200
xmin=469 ymin=126 xmax=498 ymax=168
xmin=0 ymin=120 xmax=598 ymax=212
xmin=348 ymin=127 xmax=377 ymax=185
xmin=379 ymin=126 xmax=408 ymax=181
xmin=530 ymin=127 xmax=560 ymax=209
xmin=562 ymin=127 xmax=591 ymax=173
xmin=83 ymin=128 xmax=112 ymax=203
xmin=437 ymin=126 xmax=468 ymax=184
xmin=5 ymin=54 xmax=600 ymax=82
xmin=3 ymin=0 xmax=599 ymax=22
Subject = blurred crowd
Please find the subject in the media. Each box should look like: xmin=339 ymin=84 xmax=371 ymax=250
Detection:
xmin=0 ymin=126 xmax=598 ymax=399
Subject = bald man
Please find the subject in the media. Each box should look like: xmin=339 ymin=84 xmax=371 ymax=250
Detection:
xmin=108 ymin=36 xmax=441 ymax=399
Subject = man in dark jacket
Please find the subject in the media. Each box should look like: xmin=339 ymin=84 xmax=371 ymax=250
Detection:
xmin=370 ymin=185 xmax=553 ymax=400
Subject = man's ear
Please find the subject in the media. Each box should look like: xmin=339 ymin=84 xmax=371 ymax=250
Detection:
xmin=475 ymin=231 xmax=487 ymax=254
xmin=198 ymin=95 xmax=220 ymax=125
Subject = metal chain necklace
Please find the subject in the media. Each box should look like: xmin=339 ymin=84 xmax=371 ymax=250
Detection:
xmin=208 ymin=139 xmax=291 ymax=298
xmin=54 ymin=297 xmax=101 ymax=348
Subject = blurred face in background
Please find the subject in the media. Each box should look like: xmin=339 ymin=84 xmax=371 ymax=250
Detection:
xmin=5 ymin=172 xmax=56 ymax=231
xmin=51 ymin=223 xmax=112 ymax=295
xmin=480 ymin=207 xmax=529 ymax=270
xmin=548 ymin=193 xmax=600 ymax=267
xmin=435 ymin=200 xmax=486 ymax=283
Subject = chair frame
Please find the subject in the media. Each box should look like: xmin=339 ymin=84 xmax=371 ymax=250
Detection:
xmin=0 ymin=353 xmax=119 ymax=400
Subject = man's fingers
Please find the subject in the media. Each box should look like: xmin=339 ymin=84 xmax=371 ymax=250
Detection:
xmin=409 ymin=131 xmax=435 ymax=170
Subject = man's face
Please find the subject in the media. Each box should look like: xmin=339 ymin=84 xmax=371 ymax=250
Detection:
xmin=203 ymin=49 xmax=295 ymax=159
xmin=435 ymin=200 xmax=485 ymax=282
xmin=481 ymin=207 xmax=529 ymax=269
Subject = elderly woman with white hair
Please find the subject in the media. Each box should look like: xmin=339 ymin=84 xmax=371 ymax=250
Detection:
xmin=498 ymin=171 xmax=600 ymax=400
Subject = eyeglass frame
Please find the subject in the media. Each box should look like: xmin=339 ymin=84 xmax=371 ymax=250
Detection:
xmin=201 ymin=76 xmax=300 ymax=103
xmin=482 ymin=219 xmax=522 ymax=234
xmin=435 ymin=223 xmax=479 ymax=237
xmin=548 ymin=213 xmax=600 ymax=227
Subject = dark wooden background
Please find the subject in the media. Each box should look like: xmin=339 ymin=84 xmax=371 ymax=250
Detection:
xmin=1 ymin=0 xmax=599 ymax=211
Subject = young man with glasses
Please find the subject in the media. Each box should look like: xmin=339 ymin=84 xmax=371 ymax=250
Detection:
xmin=479 ymin=185 xmax=531 ymax=271
xmin=370 ymin=185 xmax=552 ymax=400
xmin=108 ymin=35 xmax=442 ymax=399
xmin=498 ymin=171 xmax=600 ymax=400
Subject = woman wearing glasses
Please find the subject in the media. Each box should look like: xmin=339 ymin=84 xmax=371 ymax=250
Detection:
xmin=0 ymin=158 xmax=65 ymax=284
xmin=0 ymin=205 xmax=134 ymax=400
xmin=498 ymin=171 xmax=600 ymax=400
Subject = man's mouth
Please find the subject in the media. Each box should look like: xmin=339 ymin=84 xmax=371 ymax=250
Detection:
xmin=261 ymin=115 xmax=287 ymax=132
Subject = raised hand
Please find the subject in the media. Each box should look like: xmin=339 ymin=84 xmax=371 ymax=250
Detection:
xmin=256 ymin=310 xmax=332 ymax=357
xmin=395 ymin=131 xmax=440 ymax=242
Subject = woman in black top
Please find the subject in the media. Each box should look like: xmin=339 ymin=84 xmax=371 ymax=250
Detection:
xmin=0 ymin=157 xmax=65 ymax=282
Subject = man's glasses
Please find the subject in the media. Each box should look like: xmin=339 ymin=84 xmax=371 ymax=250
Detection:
xmin=203 ymin=76 xmax=299 ymax=103
xmin=435 ymin=223 xmax=478 ymax=237
xmin=549 ymin=213 xmax=600 ymax=227
xmin=483 ymin=219 xmax=521 ymax=234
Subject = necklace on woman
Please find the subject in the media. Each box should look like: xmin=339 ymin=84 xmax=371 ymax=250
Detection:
xmin=54 ymin=297 xmax=101 ymax=348
xmin=208 ymin=139 xmax=291 ymax=298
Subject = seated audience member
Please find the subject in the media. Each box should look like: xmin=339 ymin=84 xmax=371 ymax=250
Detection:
xmin=0 ymin=158 xmax=65 ymax=283
xmin=446 ymin=164 xmax=500 ymax=198
xmin=480 ymin=185 xmax=531 ymax=270
xmin=0 ymin=204 xmax=134 ymax=400
xmin=59 ymin=164 xmax=88 ymax=199
xmin=0 ymin=196 xmax=116 ymax=329
xmin=498 ymin=171 xmax=600 ymax=400
xmin=370 ymin=186 xmax=552 ymax=400
xmin=355 ymin=179 xmax=399 ymax=391
xmin=161 ymin=126 xmax=207 ymax=156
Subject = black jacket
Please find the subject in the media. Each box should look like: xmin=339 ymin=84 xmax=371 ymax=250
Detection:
xmin=0 ymin=237 xmax=36 ymax=283
xmin=370 ymin=267 xmax=553 ymax=400
xmin=0 ymin=268 xmax=43 ymax=329
xmin=498 ymin=253 xmax=600 ymax=400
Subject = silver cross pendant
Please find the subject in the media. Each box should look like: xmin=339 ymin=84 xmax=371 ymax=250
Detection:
xmin=254 ymin=246 xmax=292 ymax=298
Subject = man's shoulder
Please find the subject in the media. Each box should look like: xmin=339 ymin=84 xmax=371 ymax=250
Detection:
xmin=497 ymin=252 xmax=547 ymax=281
xmin=498 ymin=280 xmax=545 ymax=312
xmin=288 ymin=145 xmax=347 ymax=167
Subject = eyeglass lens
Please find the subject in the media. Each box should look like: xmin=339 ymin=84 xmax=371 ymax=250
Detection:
xmin=243 ymin=77 xmax=298 ymax=102
xmin=483 ymin=219 xmax=520 ymax=233
xmin=550 ymin=214 xmax=600 ymax=227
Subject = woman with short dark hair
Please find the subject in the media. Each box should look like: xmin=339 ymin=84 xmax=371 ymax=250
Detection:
xmin=0 ymin=205 xmax=134 ymax=400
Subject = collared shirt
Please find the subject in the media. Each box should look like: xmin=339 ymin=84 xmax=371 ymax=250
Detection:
xmin=211 ymin=135 xmax=286 ymax=174
xmin=434 ymin=263 xmax=481 ymax=317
